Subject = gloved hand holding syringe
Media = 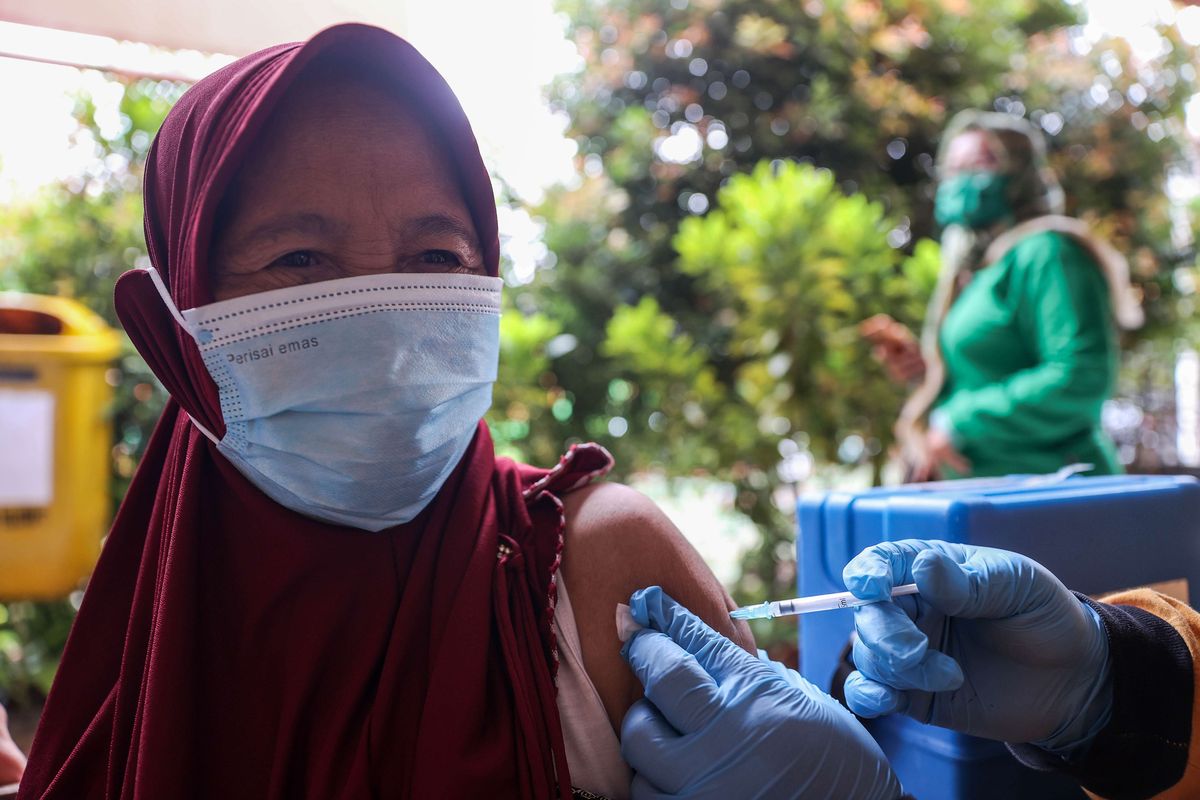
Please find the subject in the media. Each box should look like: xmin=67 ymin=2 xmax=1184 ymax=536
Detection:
xmin=730 ymin=583 xmax=920 ymax=620
xmin=619 ymin=541 xmax=1116 ymax=800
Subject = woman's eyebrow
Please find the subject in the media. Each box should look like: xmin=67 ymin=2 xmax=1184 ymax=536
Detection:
xmin=232 ymin=212 xmax=348 ymax=252
xmin=398 ymin=214 xmax=481 ymax=251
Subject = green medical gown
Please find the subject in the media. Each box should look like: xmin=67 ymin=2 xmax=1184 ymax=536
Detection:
xmin=935 ymin=230 xmax=1122 ymax=477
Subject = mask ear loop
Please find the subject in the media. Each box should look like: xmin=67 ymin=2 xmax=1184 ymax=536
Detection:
xmin=143 ymin=265 xmax=192 ymax=332
xmin=141 ymin=266 xmax=223 ymax=447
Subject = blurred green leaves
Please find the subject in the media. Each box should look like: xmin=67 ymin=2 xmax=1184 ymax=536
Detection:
xmin=490 ymin=306 xmax=567 ymax=459
xmin=0 ymin=76 xmax=179 ymax=709
xmin=0 ymin=600 xmax=76 ymax=707
xmin=604 ymin=296 xmax=711 ymax=380
xmin=674 ymin=160 xmax=928 ymax=471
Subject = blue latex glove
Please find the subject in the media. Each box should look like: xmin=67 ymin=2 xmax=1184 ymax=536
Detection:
xmin=619 ymin=586 xmax=902 ymax=800
xmin=842 ymin=540 xmax=1113 ymax=757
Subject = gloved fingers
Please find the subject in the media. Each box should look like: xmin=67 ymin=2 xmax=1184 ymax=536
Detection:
xmin=622 ymin=628 xmax=722 ymax=734
xmin=620 ymin=699 xmax=693 ymax=793
xmin=628 ymin=586 xmax=760 ymax=686
xmin=844 ymin=670 xmax=909 ymax=718
xmin=852 ymin=632 xmax=963 ymax=693
xmin=853 ymin=599 xmax=928 ymax=668
xmin=758 ymin=651 xmax=848 ymax=714
xmin=757 ymin=650 xmax=818 ymax=689
xmin=843 ymin=539 xmax=982 ymax=603
xmin=907 ymin=547 xmax=977 ymax=617
xmin=843 ymin=540 xmax=931 ymax=601
xmin=910 ymin=545 xmax=1053 ymax=620
xmin=893 ymin=592 xmax=921 ymax=618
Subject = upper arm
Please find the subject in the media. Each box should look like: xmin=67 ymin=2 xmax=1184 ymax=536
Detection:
xmin=558 ymin=481 xmax=755 ymax=732
xmin=1015 ymin=233 xmax=1113 ymax=367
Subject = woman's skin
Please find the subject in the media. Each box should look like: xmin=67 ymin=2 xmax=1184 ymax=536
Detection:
xmin=561 ymin=482 xmax=754 ymax=730
xmin=209 ymin=71 xmax=754 ymax=733
xmin=941 ymin=128 xmax=1003 ymax=176
xmin=861 ymin=314 xmax=924 ymax=383
xmin=0 ymin=705 xmax=26 ymax=786
xmin=210 ymin=77 xmax=485 ymax=300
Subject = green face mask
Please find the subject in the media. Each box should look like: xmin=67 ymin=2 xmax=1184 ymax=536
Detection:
xmin=934 ymin=171 xmax=1012 ymax=229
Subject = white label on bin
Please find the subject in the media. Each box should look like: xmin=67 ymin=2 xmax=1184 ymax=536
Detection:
xmin=0 ymin=389 xmax=54 ymax=507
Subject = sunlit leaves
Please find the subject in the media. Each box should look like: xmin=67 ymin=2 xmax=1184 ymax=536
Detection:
xmin=675 ymin=160 xmax=927 ymax=469
xmin=0 ymin=76 xmax=176 ymax=704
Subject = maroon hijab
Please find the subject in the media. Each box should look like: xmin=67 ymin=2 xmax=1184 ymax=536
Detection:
xmin=18 ymin=24 xmax=611 ymax=800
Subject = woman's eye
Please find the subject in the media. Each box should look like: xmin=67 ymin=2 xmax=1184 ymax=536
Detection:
xmin=420 ymin=250 xmax=463 ymax=267
xmin=273 ymin=251 xmax=318 ymax=268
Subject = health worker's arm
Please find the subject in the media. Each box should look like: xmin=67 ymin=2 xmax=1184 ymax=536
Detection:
xmin=1010 ymin=589 xmax=1200 ymax=800
xmin=937 ymin=232 xmax=1116 ymax=448
xmin=843 ymin=539 xmax=1199 ymax=800
xmin=560 ymin=482 xmax=755 ymax=732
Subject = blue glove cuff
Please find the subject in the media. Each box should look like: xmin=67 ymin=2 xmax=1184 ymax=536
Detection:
xmin=1029 ymin=598 xmax=1113 ymax=758
xmin=1009 ymin=595 xmax=1193 ymax=798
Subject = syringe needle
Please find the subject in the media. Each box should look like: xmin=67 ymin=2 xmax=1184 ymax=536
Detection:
xmin=729 ymin=583 xmax=920 ymax=620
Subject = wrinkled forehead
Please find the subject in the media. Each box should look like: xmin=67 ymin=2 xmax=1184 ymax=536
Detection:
xmin=214 ymin=61 xmax=461 ymax=215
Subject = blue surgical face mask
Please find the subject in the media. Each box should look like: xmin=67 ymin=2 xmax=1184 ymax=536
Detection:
xmin=147 ymin=267 xmax=501 ymax=532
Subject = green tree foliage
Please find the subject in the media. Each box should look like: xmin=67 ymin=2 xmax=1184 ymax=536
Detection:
xmin=0 ymin=601 xmax=76 ymax=707
xmin=491 ymin=0 xmax=1199 ymax=646
xmin=491 ymin=305 xmax=568 ymax=460
xmin=1 ymin=78 xmax=183 ymax=504
xmin=545 ymin=0 xmax=1194 ymax=295
xmin=0 ymin=77 xmax=181 ymax=706
xmin=674 ymin=161 xmax=935 ymax=480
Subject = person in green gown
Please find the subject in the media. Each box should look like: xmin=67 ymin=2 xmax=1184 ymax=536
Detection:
xmin=864 ymin=111 xmax=1144 ymax=481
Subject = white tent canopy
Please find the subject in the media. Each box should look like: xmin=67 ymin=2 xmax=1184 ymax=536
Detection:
xmin=0 ymin=0 xmax=406 ymax=60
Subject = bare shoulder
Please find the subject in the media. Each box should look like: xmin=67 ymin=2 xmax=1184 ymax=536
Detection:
xmin=559 ymin=481 xmax=754 ymax=731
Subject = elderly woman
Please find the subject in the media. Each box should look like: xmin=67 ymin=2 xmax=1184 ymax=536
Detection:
xmin=865 ymin=111 xmax=1142 ymax=481
xmin=17 ymin=25 xmax=750 ymax=800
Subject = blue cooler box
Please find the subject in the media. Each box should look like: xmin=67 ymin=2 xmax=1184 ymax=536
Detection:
xmin=797 ymin=474 xmax=1200 ymax=800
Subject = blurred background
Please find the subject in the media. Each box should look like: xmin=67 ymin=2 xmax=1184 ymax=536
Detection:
xmin=0 ymin=0 xmax=1198 ymax=740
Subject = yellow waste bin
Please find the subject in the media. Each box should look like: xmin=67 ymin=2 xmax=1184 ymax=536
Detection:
xmin=0 ymin=292 xmax=121 ymax=599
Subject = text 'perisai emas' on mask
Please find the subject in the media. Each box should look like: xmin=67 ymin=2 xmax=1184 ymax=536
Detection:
xmin=224 ymin=337 xmax=320 ymax=366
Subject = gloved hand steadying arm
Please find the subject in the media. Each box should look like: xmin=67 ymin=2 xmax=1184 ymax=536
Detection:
xmin=619 ymin=586 xmax=902 ymax=800
xmin=842 ymin=540 xmax=1113 ymax=757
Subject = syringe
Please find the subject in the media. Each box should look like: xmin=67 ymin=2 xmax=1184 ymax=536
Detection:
xmin=730 ymin=583 xmax=919 ymax=620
